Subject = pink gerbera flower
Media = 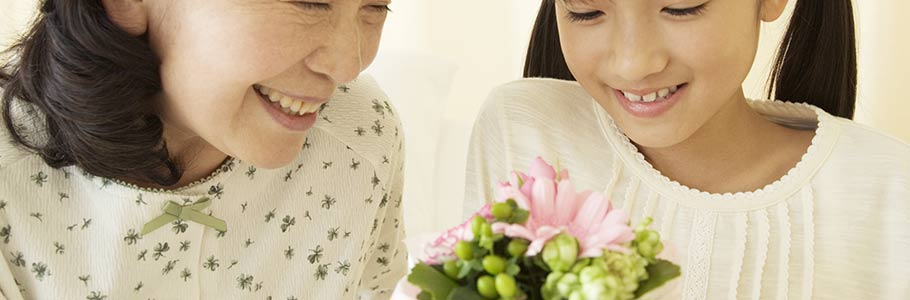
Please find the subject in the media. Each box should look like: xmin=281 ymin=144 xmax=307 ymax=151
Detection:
xmin=491 ymin=157 xmax=635 ymax=258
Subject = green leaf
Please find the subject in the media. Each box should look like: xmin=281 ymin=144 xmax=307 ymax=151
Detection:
xmin=468 ymin=260 xmax=485 ymax=271
xmin=447 ymin=286 xmax=486 ymax=300
xmin=457 ymin=260 xmax=475 ymax=279
xmin=408 ymin=263 xmax=459 ymax=300
xmin=635 ymin=259 xmax=681 ymax=298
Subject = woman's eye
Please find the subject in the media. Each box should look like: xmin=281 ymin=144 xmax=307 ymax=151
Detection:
xmin=662 ymin=3 xmax=707 ymax=17
xmin=295 ymin=2 xmax=331 ymax=11
xmin=567 ymin=11 xmax=604 ymax=22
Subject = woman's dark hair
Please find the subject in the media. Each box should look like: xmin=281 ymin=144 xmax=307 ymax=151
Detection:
xmin=0 ymin=0 xmax=182 ymax=186
xmin=524 ymin=0 xmax=858 ymax=119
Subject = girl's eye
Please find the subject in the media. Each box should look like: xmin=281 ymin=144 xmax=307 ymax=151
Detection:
xmin=296 ymin=2 xmax=331 ymax=11
xmin=366 ymin=5 xmax=392 ymax=13
xmin=567 ymin=11 xmax=604 ymax=22
xmin=662 ymin=3 xmax=708 ymax=17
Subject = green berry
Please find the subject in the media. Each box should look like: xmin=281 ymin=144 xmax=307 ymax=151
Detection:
xmin=507 ymin=239 xmax=529 ymax=257
xmin=443 ymin=260 xmax=459 ymax=279
xmin=482 ymin=255 xmax=507 ymax=275
xmin=481 ymin=222 xmax=494 ymax=238
xmin=455 ymin=241 xmax=474 ymax=260
xmin=472 ymin=216 xmax=487 ymax=238
xmin=477 ymin=275 xmax=499 ymax=299
xmin=491 ymin=202 xmax=513 ymax=220
xmin=495 ymin=273 xmax=518 ymax=297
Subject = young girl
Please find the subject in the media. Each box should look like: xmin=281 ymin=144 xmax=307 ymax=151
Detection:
xmin=465 ymin=0 xmax=909 ymax=299
xmin=0 ymin=0 xmax=405 ymax=299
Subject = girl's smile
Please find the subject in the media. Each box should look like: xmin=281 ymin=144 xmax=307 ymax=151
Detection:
xmin=611 ymin=83 xmax=687 ymax=118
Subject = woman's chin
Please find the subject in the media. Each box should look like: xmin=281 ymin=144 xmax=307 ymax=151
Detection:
xmin=237 ymin=147 xmax=302 ymax=170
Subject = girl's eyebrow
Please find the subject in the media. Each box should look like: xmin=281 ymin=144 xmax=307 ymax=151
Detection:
xmin=562 ymin=0 xmax=598 ymax=7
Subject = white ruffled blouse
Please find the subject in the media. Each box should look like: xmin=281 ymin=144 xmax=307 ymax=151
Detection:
xmin=464 ymin=78 xmax=910 ymax=299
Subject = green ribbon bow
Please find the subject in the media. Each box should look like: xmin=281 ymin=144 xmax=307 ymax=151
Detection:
xmin=141 ymin=197 xmax=227 ymax=236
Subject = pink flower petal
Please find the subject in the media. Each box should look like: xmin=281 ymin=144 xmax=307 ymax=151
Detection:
xmin=520 ymin=177 xmax=535 ymax=199
xmin=582 ymin=226 xmax=633 ymax=249
xmin=599 ymin=210 xmax=630 ymax=229
xmin=529 ymin=157 xmax=557 ymax=181
xmin=496 ymin=185 xmax=531 ymax=210
xmin=553 ymin=180 xmax=580 ymax=225
xmin=572 ymin=193 xmax=610 ymax=228
xmin=509 ymin=172 xmax=528 ymax=188
xmin=525 ymin=226 xmax=565 ymax=256
xmin=534 ymin=226 xmax=564 ymax=240
xmin=494 ymin=224 xmax=537 ymax=241
xmin=531 ymin=178 xmax=557 ymax=224
xmin=526 ymin=239 xmax=547 ymax=256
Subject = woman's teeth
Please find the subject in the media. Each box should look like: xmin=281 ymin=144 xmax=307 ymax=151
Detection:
xmin=255 ymin=85 xmax=322 ymax=116
xmin=622 ymin=85 xmax=680 ymax=103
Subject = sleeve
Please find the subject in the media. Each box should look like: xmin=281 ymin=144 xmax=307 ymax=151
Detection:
xmin=356 ymin=107 xmax=408 ymax=300
xmin=462 ymin=89 xmax=514 ymax=219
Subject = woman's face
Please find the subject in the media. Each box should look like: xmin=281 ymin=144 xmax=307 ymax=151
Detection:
xmin=145 ymin=0 xmax=389 ymax=169
xmin=556 ymin=0 xmax=783 ymax=148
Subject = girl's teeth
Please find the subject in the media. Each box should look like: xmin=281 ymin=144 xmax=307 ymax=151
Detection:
xmin=622 ymin=85 xmax=681 ymax=103
xmin=624 ymin=91 xmax=643 ymax=102
xmin=643 ymin=93 xmax=657 ymax=102
xmin=290 ymin=100 xmax=303 ymax=113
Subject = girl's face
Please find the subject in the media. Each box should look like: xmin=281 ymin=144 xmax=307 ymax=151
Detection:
xmin=556 ymin=0 xmax=784 ymax=148
xmin=146 ymin=0 xmax=389 ymax=169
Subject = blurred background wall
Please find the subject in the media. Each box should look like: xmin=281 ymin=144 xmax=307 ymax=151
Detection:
xmin=3 ymin=0 xmax=908 ymax=236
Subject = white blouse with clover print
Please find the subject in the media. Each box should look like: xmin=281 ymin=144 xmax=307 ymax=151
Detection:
xmin=0 ymin=74 xmax=406 ymax=300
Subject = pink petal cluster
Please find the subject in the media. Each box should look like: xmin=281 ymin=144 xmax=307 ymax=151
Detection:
xmin=491 ymin=157 xmax=635 ymax=258
xmin=419 ymin=204 xmax=494 ymax=264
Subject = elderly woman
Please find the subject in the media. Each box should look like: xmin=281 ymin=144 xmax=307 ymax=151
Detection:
xmin=0 ymin=0 xmax=405 ymax=299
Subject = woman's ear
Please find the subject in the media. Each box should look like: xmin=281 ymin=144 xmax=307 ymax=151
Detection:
xmin=101 ymin=0 xmax=148 ymax=36
xmin=760 ymin=0 xmax=789 ymax=22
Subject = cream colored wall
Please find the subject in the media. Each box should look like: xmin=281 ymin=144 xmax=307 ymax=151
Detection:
xmin=853 ymin=1 xmax=910 ymax=142
xmin=0 ymin=0 xmax=36 ymax=49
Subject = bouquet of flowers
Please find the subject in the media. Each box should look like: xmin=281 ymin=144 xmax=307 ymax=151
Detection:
xmin=393 ymin=157 xmax=680 ymax=300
